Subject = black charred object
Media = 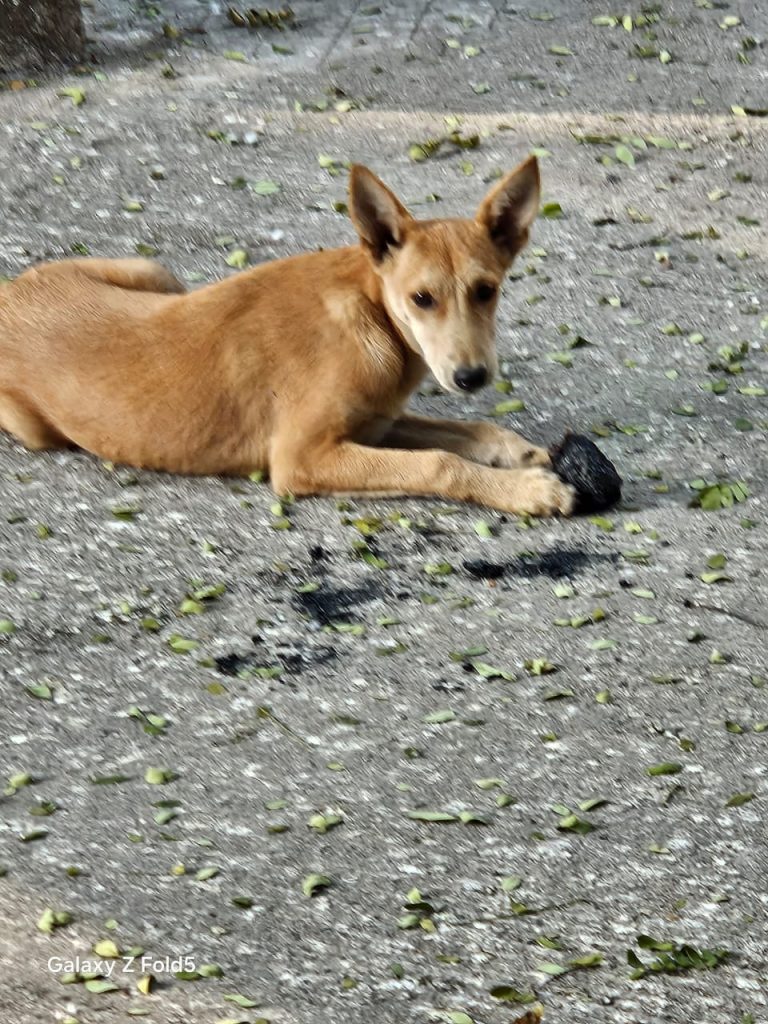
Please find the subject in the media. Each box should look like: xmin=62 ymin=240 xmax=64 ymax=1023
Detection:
xmin=549 ymin=432 xmax=622 ymax=514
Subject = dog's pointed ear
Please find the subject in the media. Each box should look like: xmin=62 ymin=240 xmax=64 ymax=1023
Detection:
xmin=476 ymin=155 xmax=540 ymax=257
xmin=349 ymin=165 xmax=413 ymax=262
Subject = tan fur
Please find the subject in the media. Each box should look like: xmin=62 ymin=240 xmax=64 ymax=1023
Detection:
xmin=0 ymin=157 xmax=574 ymax=517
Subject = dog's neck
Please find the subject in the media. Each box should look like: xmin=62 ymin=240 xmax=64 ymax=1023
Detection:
xmin=355 ymin=250 xmax=422 ymax=358
xmin=356 ymin=250 xmax=428 ymax=398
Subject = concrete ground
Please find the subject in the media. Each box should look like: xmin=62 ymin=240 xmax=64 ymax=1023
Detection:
xmin=1 ymin=2 xmax=767 ymax=1022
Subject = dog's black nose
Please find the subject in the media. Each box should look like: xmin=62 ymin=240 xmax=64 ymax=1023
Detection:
xmin=453 ymin=365 xmax=488 ymax=392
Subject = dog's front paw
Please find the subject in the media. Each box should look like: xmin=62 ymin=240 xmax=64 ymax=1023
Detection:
xmin=491 ymin=429 xmax=551 ymax=470
xmin=513 ymin=467 xmax=575 ymax=517
xmin=519 ymin=444 xmax=551 ymax=468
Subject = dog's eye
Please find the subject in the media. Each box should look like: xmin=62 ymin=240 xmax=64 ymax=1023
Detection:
xmin=412 ymin=291 xmax=436 ymax=309
xmin=474 ymin=282 xmax=497 ymax=303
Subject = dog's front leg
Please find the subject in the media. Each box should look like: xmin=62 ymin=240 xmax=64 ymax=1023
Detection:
xmin=271 ymin=440 xmax=573 ymax=517
xmin=380 ymin=413 xmax=550 ymax=469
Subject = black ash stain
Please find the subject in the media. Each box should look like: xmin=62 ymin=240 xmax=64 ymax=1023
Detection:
xmin=292 ymin=581 xmax=380 ymax=625
xmin=464 ymin=548 xmax=618 ymax=581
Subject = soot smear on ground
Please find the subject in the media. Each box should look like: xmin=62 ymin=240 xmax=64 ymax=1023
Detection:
xmin=214 ymin=639 xmax=337 ymax=677
xmin=507 ymin=548 xmax=618 ymax=579
xmin=293 ymin=581 xmax=381 ymax=625
xmin=464 ymin=549 xmax=618 ymax=581
xmin=462 ymin=559 xmax=507 ymax=580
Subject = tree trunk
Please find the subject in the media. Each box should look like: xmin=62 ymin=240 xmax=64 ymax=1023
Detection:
xmin=0 ymin=0 xmax=84 ymax=72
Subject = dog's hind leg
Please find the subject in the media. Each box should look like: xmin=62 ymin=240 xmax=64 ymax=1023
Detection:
xmin=70 ymin=257 xmax=186 ymax=295
xmin=0 ymin=392 xmax=70 ymax=451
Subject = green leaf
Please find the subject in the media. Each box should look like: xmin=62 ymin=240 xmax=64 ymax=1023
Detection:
xmin=26 ymin=683 xmax=52 ymax=700
xmin=589 ymin=516 xmax=614 ymax=532
xmin=629 ymin=938 xmax=729 ymax=979
xmin=450 ymin=646 xmax=487 ymax=662
xmin=489 ymin=985 xmax=537 ymax=1004
xmin=501 ymin=875 xmax=524 ymax=892
xmin=472 ymin=662 xmax=515 ymax=681
xmin=168 ymin=634 xmax=198 ymax=653
xmin=28 ymin=798 xmax=56 ymax=815
xmin=637 ymin=935 xmax=675 ymax=951
xmin=536 ymin=961 xmax=567 ymax=975
xmin=37 ymin=908 xmax=73 ymax=933
xmin=475 ymin=777 xmax=504 ymax=790
xmin=90 ymin=773 xmax=131 ymax=785
xmin=590 ymin=638 xmax=616 ymax=651
xmin=250 ymin=179 xmax=280 ymax=196
xmin=308 ymin=812 xmax=342 ymax=834
xmin=540 ymin=201 xmax=563 ymax=219
xmin=424 ymin=562 xmax=453 ymax=576
xmin=406 ymin=809 xmax=458 ymax=823
xmin=225 ymin=249 xmax=249 ymax=269
xmin=409 ymin=139 xmax=443 ymax=162
xmin=458 ymin=810 xmax=490 ymax=826
xmin=144 ymin=767 xmax=172 ymax=785
xmin=699 ymin=571 xmax=730 ymax=585
xmin=302 ymin=873 xmax=331 ymax=897
xmin=93 ymin=939 xmax=120 ymax=958
xmin=231 ymin=895 xmax=254 ymax=909
xmin=557 ymin=813 xmax=594 ymax=834
xmin=569 ymin=952 xmax=603 ymax=968
xmin=473 ymin=520 xmax=493 ymax=538
xmin=647 ymin=762 xmax=683 ymax=777
xmin=59 ymin=87 xmax=86 ymax=106
xmin=690 ymin=481 xmax=749 ymax=511
xmin=725 ymin=792 xmax=754 ymax=807
xmin=525 ymin=658 xmax=556 ymax=676
xmin=493 ymin=399 xmax=525 ymax=415
xmin=423 ymin=709 xmax=456 ymax=724
xmin=579 ymin=798 xmax=608 ymax=812
xmin=615 ymin=144 xmax=635 ymax=167
xmin=634 ymin=614 xmax=659 ymax=625
xmin=84 ymin=979 xmax=119 ymax=993
xmin=223 ymin=994 xmax=260 ymax=1009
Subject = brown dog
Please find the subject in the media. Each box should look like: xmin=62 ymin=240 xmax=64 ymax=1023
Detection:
xmin=0 ymin=156 xmax=574 ymax=516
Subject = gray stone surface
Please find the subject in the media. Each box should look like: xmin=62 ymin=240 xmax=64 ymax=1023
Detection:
xmin=0 ymin=0 xmax=84 ymax=71
xmin=1 ymin=2 xmax=767 ymax=1023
